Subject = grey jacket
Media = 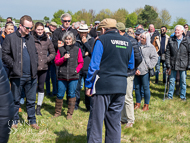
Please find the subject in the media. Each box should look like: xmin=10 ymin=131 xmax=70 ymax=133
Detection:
xmin=138 ymin=44 xmax=158 ymax=75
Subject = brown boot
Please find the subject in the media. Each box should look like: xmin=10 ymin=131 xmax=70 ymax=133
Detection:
xmin=54 ymin=98 xmax=63 ymax=117
xmin=31 ymin=123 xmax=40 ymax=130
xmin=134 ymin=103 xmax=141 ymax=110
xmin=142 ymin=104 xmax=149 ymax=111
xmin=67 ymin=97 xmax=76 ymax=120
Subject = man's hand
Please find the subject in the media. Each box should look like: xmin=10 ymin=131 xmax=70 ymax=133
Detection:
xmin=58 ymin=40 xmax=64 ymax=47
xmin=86 ymin=88 xmax=92 ymax=97
xmin=82 ymin=36 xmax=87 ymax=43
xmin=135 ymin=69 xmax=141 ymax=76
xmin=64 ymin=53 xmax=70 ymax=59
xmin=85 ymin=52 xmax=89 ymax=56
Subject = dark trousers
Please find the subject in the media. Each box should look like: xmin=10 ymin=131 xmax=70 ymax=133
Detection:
xmin=75 ymin=73 xmax=91 ymax=110
xmin=87 ymin=94 xmax=125 ymax=143
xmin=46 ymin=63 xmax=57 ymax=95
xmin=10 ymin=76 xmax=37 ymax=124
xmin=37 ymin=70 xmax=47 ymax=93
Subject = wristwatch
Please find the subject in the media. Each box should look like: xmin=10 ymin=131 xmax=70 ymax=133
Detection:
xmin=75 ymin=70 xmax=77 ymax=73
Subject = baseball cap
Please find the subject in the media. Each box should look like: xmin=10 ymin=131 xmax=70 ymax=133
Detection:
xmin=116 ymin=22 xmax=125 ymax=31
xmin=135 ymin=28 xmax=145 ymax=35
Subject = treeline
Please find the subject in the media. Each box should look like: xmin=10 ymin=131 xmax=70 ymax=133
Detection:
xmin=0 ymin=5 xmax=188 ymax=29
xmin=50 ymin=5 xmax=187 ymax=29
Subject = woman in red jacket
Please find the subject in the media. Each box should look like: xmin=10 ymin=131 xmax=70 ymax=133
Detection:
xmin=54 ymin=31 xmax=83 ymax=119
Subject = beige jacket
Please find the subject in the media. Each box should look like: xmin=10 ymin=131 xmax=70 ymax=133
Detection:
xmin=152 ymin=34 xmax=170 ymax=53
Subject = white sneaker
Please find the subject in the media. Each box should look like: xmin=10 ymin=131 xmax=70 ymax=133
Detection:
xmin=20 ymin=98 xmax=25 ymax=105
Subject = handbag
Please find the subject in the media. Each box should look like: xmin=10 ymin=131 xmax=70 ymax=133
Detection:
xmin=140 ymin=46 xmax=155 ymax=77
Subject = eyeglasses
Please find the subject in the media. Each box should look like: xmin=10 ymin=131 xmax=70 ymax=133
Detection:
xmin=22 ymin=25 xmax=33 ymax=30
xmin=62 ymin=20 xmax=71 ymax=23
xmin=140 ymin=36 xmax=145 ymax=39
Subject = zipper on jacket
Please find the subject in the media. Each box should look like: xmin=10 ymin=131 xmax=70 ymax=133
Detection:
xmin=67 ymin=58 xmax=69 ymax=81
xmin=21 ymin=38 xmax=23 ymax=77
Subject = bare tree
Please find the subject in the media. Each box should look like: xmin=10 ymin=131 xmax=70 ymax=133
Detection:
xmin=159 ymin=9 xmax=171 ymax=26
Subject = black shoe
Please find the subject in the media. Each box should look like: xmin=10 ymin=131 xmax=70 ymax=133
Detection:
xmin=163 ymin=79 xmax=166 ymax=84
xmin=36 ymin=105 xmax=42 ymax=116
xmin=181 ymin=98 xmax=187 ymax=102
xmin=164 ymin=97 xmax=172 ymax=100
xmin=155 ymin=79 xmax=158 ymax=84
xmin=46 ymin=93 xmax=51 ymax=96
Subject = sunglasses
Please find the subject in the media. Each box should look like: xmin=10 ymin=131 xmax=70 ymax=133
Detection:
xmin=185 ymin=27 xmax=188 ymax=28
xmin=22 ymin=25 xmax=33 ymax=30
xmin=62 ymin=20 xmax=71 ymax=22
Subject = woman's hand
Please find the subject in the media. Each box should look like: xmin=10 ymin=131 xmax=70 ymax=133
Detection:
xmin=58 ymin=40 xmax=64 ymax=47
xmin=135 ymin=69 xmax=141 ymax=75
xmin=64 ymin=53 xmax=70 ymax=59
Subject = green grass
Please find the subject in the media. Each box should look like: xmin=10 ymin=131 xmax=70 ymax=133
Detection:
xmin=8 ymin=71 xmax=190 ymax=143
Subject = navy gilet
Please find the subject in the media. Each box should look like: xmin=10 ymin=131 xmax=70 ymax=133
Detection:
xmin=94 ymin=30 xmax=132 ymax=95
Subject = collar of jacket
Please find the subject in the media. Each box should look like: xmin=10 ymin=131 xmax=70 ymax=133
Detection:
xmin=172 ymin=35 xmax=187 ymax=43
xmin=33 ymin=31 xmax=47 ymax=41
xmin=60 ymin=25 xmax=71 ymax=31
xmin=76 ymin=34 xmax=92 ymax=43
xmin=104 ymin=29 xmax=118 ymax=35
xmin=16 ymin=28 xmax=30 ymax=40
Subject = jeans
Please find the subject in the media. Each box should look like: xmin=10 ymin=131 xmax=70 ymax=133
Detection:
xmin=134 ymin=73 xmax=150 ymax=104
xmin=155 ymin=56 xmax=166 ymax=81
xmin=168 ymin=70 xmax=186 ymax=99
xmin=57 ymin=80 xmax=78 ymax=99
xmin=87 ymin=94 xmax=125 ymax=143
xmin=75 ymin=73 xmax=91 ymax=110
xmin=46 ymin=63 xmax=57 ymax=95
xmin=10 ymin=76 xmax=37 ymax=125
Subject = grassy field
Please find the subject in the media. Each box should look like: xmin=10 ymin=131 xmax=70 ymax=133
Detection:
xmin=8 ymin=71 xmax=190 ymax=143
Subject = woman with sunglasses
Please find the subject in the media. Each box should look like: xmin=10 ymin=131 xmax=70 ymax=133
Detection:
xmin=54 ymin=31 xmax=83 ymax=120
xmin=33 ymin=22 xmax=55 ymax=115
xmin=134 ymin=32 xmax=158 ymax=111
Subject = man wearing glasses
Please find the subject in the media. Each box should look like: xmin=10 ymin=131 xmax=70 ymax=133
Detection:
xmin=152 ymin=26 xmax=170 ymax=84
xmin=2 ymin=15 xmax=39 ymax=129
xmin=184 ymin=24 xmax=190 ymax=37
xmin=52 ymin=13 xmax=76 ymax=52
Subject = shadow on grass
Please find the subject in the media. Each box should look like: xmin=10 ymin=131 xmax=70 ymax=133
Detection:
xmin=55 ymin=128 xmax=87 ymax=143
xmin=42 ymin=103 xmax=67 ymax=118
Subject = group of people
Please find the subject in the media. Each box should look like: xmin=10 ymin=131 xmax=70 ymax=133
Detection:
xmin=0 ymin=12 xmax=190 ymax=143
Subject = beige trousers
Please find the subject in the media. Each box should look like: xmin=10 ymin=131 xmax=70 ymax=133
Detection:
xmin=121 ymin=75 xmax=135 ymax=123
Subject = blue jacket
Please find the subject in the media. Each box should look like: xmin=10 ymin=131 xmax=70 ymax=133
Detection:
xmin=0 ymin=58 xmax=14 ymax=143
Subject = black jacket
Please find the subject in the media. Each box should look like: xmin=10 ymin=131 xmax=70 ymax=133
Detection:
xmin=75 ymin=34 xmax=94 ymax=73
xmin=150 ymin=30 xmax=159 ymax=44
xmin=2 ymin=30 xmax=38 ymax=78
xmin=58 ymin=45 xmax=80 ymax=80
xmin=166 ymin=36 xmax=190 ymax=70
xmin=0 ymin=59 xmax=14 ymax=143
xmin=123 ymin=33 xmax=142 ymax=76
xmin=52 ymin=27 xmax=77 ymax=52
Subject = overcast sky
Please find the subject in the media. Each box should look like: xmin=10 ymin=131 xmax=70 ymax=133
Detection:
xmin=1 ymin=0 xmax=189 ymax=25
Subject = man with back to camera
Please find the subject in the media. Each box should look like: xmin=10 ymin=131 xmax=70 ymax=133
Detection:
xmin=2 ymin=15 xmax=39 ymax=129
xmin=85 ymin=18 xmax=134 ymax=143
xmin=116 ymin=22 xmax=142 ymax=128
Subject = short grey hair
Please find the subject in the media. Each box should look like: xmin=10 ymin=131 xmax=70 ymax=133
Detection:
xmin=74 ymin=22 xmax=80 ymax=29
xmin=62 ymin=31 xmax=76 ymax=44
xmin=80 ymin=20 xmax=85 ymax=24
xmin=174 ymin=25 xmax=184 ymax=32
xmin=60 ymin=13 xmax=72 ymax=21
